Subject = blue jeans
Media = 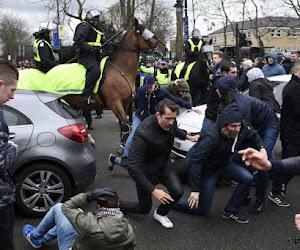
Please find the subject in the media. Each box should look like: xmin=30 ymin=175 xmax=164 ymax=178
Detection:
xmin=175 ymin=158 xmax=253 ymax=214
xmin=32 ymin=203 xmax=77 ymax=250
xmin=114 ymin=116 xmax=142 ymax=165
xmin=255 ymin=126 xmax=279 ymax=203
xmin=186 ymin=117 xmax=215 ymax=158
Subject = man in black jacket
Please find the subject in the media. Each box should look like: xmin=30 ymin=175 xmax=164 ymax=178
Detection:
xmin=74 ymin=9 xmax=105 ymax=104
xmin=174 ymin=103 xmax=266 ymax=224
xmin=269 ymin=61 xmax=300 ymax=207
xmin=119 ymin=99 xmax=199 ymax=229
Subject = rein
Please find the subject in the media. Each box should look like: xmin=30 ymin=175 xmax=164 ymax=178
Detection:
xmin=108 ymin=60 xmax=135 ymax=98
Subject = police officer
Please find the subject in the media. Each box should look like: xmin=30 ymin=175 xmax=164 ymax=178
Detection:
xmin=140 ymin=60 xmax=171 ymax=87
xmin=74 ymin=9 xmax=105 ymax=104
xmin=33 ymin=25 xmax=58 ymax=73
xmin=179 ymin=28 xmax=203 ymax=78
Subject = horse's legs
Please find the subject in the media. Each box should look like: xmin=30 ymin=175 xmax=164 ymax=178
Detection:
xmin=110 ymin=102 xmax=131 ymax=146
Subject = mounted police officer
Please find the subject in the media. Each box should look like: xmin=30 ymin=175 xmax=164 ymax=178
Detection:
xmin=74 ymin=9 xmax=106 ymax=104
xmin=33 ymin=24 xmax=58 ymax=73
xmin=179 ymin=28 xmax=203 ymax=78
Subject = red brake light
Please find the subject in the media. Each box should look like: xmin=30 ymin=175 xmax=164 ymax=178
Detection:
xmin=57 ymin=124 xmax=87 ymax=143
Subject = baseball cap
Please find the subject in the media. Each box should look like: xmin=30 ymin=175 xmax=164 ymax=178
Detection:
xmin=143 ymin=75 xmax=156 ymax=88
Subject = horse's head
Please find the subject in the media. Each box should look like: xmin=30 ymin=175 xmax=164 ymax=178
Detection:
xmin=201 ymin=43 xmax=214 ymax=72
xmin=132 ymin=18 xmax=166 ymax=57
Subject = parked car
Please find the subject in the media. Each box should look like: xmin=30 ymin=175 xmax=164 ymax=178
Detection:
xmin=5 ymin=89 xmax=97 ymax=217
xmin=172 ymin=74 xmax=292 ymax=158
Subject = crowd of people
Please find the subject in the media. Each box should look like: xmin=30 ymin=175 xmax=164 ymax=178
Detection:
xmin=1 ymin=9 xmax=300 ymax=249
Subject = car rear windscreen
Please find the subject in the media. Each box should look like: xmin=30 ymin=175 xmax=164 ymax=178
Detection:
xmin=45 ymin=99 xmax=82 ymax=119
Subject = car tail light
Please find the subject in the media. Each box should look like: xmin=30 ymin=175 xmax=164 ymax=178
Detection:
xmin=57 ymin=124 xmax=87 ymax=143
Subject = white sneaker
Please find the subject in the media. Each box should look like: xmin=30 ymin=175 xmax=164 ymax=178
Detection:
xmin=153 ymin=209 xmax=173 ymax=229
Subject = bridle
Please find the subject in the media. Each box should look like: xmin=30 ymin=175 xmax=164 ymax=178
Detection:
xmin=108 ymin=25 xmax=165 ymax=57
xmin=201 ymin=45 xmax=214 ymax=72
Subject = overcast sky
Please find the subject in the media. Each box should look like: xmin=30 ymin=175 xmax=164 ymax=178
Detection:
xmin=1 ymin=0 xmax=210 ymax=45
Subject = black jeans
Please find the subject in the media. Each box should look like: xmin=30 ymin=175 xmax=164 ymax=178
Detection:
xmin=79 ymin=54 xmax=100 ymax=97
xmin=120 ymin=171 xmax=184 ymax=216
xmin=271 ymin=143 xmax=300 ymax=195
xmin=0 ymin=203 xmax=15 ymax=250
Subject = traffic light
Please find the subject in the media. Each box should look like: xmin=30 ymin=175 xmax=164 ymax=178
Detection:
xmin=239 ymin=32 xmax=252 ymax=47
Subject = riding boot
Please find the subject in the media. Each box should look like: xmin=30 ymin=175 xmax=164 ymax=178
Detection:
xmin=180 ymin=62 xmax=190 ymax=79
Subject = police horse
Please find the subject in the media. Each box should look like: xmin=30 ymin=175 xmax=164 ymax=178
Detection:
xmin=174 ymin=42 xmax=214 ymax=106
xmin=63 ymin=18 xmax=166 ymax=144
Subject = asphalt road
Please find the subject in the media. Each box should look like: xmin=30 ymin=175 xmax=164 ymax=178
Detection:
xmin=15 ymin=110 xmax=300 ymax=250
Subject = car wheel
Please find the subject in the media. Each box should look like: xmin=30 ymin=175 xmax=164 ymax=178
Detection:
xmin=15 ymin=163 xmax=72 ymax=217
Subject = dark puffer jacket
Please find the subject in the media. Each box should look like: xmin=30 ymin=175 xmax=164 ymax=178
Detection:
xmin=280 ymin=74 xmax=300 ymax=145
xmin=189 ymin=103 xmax=263 ymax=192
xmin=127 ymin=115 xmax=187 ymax=194
xmin=249 ymin=78 xmax=281 ymax=113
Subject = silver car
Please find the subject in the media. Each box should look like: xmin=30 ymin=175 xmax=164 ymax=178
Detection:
xmin=173 ymin=74 xmax=292 ymax=158
xmin=5 ymin=90 xmax=97 ymax=217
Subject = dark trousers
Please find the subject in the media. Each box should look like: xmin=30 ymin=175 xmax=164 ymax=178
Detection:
xmin=120 ymin=171 xmax=184 ymax=216
xmin=0 ymin=203 xmax=15 ymax=250
xmin=82 ymin=109 xmax=92 ymax=127
xmin=271 ymin=143 xmax=300 ymax=195
xmin=79 ymin=54 xmax=100 ymax=97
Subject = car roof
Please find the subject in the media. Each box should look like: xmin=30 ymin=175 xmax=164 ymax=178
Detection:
xmin=267 ymin=74 xmax=292 ymax=82
xmin=14 ymin=89 xmax=64 ymax=104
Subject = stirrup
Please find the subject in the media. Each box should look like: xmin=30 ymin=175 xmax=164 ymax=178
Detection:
xmin=84 ymin=96 xmax=96 ymax=105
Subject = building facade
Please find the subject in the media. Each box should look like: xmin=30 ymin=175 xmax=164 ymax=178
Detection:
xmin=207 ymin=16 xmax=300 ymax=53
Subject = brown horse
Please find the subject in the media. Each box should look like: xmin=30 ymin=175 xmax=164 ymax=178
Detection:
xmin=63 ymin=18 xmax=166 ymax=143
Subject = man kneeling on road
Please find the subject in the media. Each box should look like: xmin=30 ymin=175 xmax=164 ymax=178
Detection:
xmin=174 ymin=103 xmax=267 ymax=224
xmin=23 ymin=187 xmax=136 ymax=249
xmin=119 ymin=98 xmax=199 ymax=229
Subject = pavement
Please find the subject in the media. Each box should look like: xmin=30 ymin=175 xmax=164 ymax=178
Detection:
xmin=15 ymin=110 xmax=300 ymax=250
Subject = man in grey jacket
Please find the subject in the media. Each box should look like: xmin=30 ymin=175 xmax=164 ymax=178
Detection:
xmin=23 ymin=187 xmax=136 ymax=249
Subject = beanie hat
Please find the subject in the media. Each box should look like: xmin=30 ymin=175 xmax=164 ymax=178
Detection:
xmin=246 ymin=68 xmax=264 ymax=83
xmin=282 ymin=51 xmax=291 ymax=59
xmin=216 ymin=76 xmax=237 ymax=96
xmin=243 ymin=59 xmax=253 ymax=69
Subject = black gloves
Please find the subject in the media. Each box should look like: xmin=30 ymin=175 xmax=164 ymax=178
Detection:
xmin=86 ymin=187 xmax=116 ymax=203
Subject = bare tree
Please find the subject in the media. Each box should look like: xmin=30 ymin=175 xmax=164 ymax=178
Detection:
xmin=283 ymin=0 xmax=300 ymax=17
xmin=103 ymin=0 xmax=173 ymax=42
xmin=0 ymin=12 xmax=32 ymax=62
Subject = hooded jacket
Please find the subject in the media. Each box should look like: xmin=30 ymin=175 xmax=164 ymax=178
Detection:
xmin=135 ymin=85 xmax=192 ymax=121
xmin=165 ymin=79 xmax=192 ymax=103
xmin=280 ymin=74 xmax=300 ymax=145
xmin=262 ymin=51 xmax=285 ymax=78
xmin=217 ymin=76 xmax=279 ymax=134
xmin=189 ymin=103 xmax=263 ymax=191
xmin=0 ymin=108 xmax=18 ymax=209
xmin=247 ymin=68 xmax=281 ymax=113
xmin=61 ymin=193 xmax=136 ymax=250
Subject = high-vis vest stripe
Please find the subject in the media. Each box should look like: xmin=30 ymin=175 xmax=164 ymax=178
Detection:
xmin=82 ymin=21 xmax=104 ymax=47
xmin=188 ymin=39 xmax=203 ymax=52
xmin=33 ymin=39 xmax=55 ymax=62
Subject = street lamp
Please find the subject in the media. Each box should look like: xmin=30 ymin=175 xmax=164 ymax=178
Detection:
xmin=174 ymin=0 xmax=184 ymax=61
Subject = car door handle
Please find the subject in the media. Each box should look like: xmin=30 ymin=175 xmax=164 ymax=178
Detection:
xmin=9 ymin=133 xmax=16 ymax=139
